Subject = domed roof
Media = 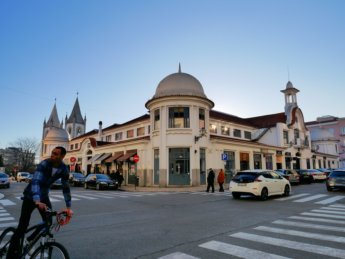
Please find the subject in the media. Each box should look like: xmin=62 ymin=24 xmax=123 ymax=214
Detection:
xmin=153 ymin=68 xmax=207 ymax=99
xmin=310 ymin=128 xmax=336 ymax=141
xmin=45 ymin=127 xmax=69 ymax=142
xmin=286 ymin=81 xmax=294 ymax=89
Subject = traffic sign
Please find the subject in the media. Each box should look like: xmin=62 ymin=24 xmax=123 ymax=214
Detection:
xmin=70 ymin=157 xmax=77 ymax=163
xmin=221 ymin=153 xmax=228 ymax=161
xmin=133 ymin=154 xmax=139 ymax=163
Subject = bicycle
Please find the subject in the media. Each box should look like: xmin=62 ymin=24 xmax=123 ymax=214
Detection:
xmin=0 ymin=208 xmax=70 ymax=259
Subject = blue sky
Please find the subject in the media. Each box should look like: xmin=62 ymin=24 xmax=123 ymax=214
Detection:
xmin=1 ymin=0 xmax=344 ymax=148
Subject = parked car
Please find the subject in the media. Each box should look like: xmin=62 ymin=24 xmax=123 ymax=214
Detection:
xmin=51 ymin=178 xmax=62 ymax=189
xmin=299 ymin=169 xmax=327 ymax=182
xmin=69 ymin=172 xmax=86 ymax=187
xmin=295 ymin=169 xmax=313 ymax=184
xmin=16 ymin=172 xmax=30 ymax=182
xmin=0 ymin=172 xmax=10 ymax=188
xmin=317 ymin=168 xmax=332 ymax=177
xmin=84 ymin=174 xmax=118 ymax=190
xmin=25 ymin=174 xmax=33 ymax=183
xmin=275 ymin=169 xmax=300 ymax=185
xmin=326 ymin=170 xmax=345 ymax=191
xmin=229 ymin=170 xmax=291 ymax=201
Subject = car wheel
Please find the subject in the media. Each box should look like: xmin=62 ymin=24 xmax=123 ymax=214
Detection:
xmin=260 ymin=188 xmax=268 ymax=201
xmin=84 ymin=183 xmax=88 ymax=189
xmin=283 ymin=185 xmax=290 ymax=196
xmin=232 ymin=193 xmax=241 ymax=199
xmin=327 ymin=185 xmax=332 ymax=192
xmin=96 ymin=183 xmax=100 ymax=190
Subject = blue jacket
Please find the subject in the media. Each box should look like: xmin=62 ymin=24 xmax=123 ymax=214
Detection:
xmin=23 ymin=159 xmax=72 ymax=208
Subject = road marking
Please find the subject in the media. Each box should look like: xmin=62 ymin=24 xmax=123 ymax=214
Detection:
xmin=199 ymin=240 xmax=291 ymax=259
xmin=277 ymin=193 xmax=310 ymax=201
xmin=0 ymin=217 xmax=15 ymax=222
xmin=0 ymin=222 xmax=17 ymax=228
xmin=273 ymin=219 xmax=345 ymax=232
xmin=0 ymin=199 xmax=16 ymax=206
xmin=0 ymin=213 xmax=10 ymax=217
xmin=301 ymin=212 xmax=345 ymax=219
xmin=74 ymin=193 xmax=113 ymax=199
xmin=330 ymin=204 xmax=345 ymax=208
xmin=50 ymin=194 xmax=80 ymax=201
xmin=158 ymin=252 xmax=200 ymax=259
xmin=231 ymin=232 xmax=345 ymax=258
xmin=319 ymin=206 xmax=345 ymax=211
xmin=289 ymin=215 xmax=345 ymax=225
xmin=311 ymin=209 xmax=345 ymax=215
xmin=71 ymin=194 xmax=98 ymax=200
xmin=293 ymin=194 xmax=328 ymax=202
xmin=315 ymin=196 xmax=345 ymax=204
xmin=255 ymin=225 xmax=345 ymax=243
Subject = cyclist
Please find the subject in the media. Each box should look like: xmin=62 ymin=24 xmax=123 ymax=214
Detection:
xmin=7 ymin=146 xmax=73 ymax=259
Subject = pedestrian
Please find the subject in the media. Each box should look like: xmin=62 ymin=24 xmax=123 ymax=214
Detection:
xmin=6 ymin=146 xmax=73 ymax=259
xmin=206 ymin=168 xmax=215 ymax=193
xmin=217 ymin=169 xmax=225 ymax=192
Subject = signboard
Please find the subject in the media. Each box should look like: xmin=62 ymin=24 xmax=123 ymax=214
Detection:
xmin=70 ymin=157 xmax=77 ymax=163
xmin=133 ymin=154 xmax=139 ymax=163
xmin=221 ymin=153 xmax=228 ymax=161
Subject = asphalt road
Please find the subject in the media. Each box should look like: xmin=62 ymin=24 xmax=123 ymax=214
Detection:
xmin=1 ymin=182 xmax=345 ymax=259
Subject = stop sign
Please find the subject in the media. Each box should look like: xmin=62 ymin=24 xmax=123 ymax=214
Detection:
xmin=133 ymin=154 xmax=139 ymax=163
xmin=70 ymin=157 xmax=76 ymax=163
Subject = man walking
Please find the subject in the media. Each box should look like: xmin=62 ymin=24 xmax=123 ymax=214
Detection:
xmin=206 ymin=168 xmax=215 ymax=193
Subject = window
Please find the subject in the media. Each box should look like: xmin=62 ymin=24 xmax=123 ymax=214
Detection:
xmin=210 ymin=124 xmax=217 ymax=134
xmin=342 ymin=127 xmax=345 ymax=135
xmin=233 ymin=129 xmax=241 ymax=138
xmin=137 ymin=127 xmax=145 ymax=136
xmin=70 ymin=145 xmax=73 ymax=150
xmin=283 ymin=130 xmax=289 ymax=144
xmin=221 ymin=126 xmax=230 ymax=136
xmin=244 ymin=131 xmax=251 ymax=140
xmin=304 ymin=136 xmax=309 ymax=147
xmin=115 ymin=132 xmax=123 ymax=141
xmin=199 ymin=108 xmax=205 ymax=129
xmin=154 ymin=109 xmax=160 ymax=130
xmin=294 ymin=129 xmax=299 ymax=144
xmin=75 ymin=143 xmax=79 ymax=149
xmin=127 ymin=129 xmax=134 ymax=138
xmin=105 ymin=135 xmax=112 ymax=142
xmin=265 ymin=155 xmax=273 ymax=170
xmin=148 ymin=125 xmax=151 ymax=134
xmin=168 ymin=107 xmax=190 ymax=128
xmin=328 ymin=128 xmax=335 ymax=136
xmin=77 ymin=127 xmax=82 ymax=136
xmin=254 ymin=154 xmax=262 ymax=169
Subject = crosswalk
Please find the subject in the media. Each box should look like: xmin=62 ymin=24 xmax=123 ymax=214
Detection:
xmin=159 ymin=204 xmax=345 ymax=259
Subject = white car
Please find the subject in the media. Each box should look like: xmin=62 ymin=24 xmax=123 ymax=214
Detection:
xmin=16 ymin=172 xmax=30 ymax=182
xmin=229 ymin=169 xmax=291 ymax=200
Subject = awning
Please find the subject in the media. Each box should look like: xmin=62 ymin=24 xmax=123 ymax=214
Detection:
xmin=94 ymin=153 xmax=112 ymax=164
xmin=117 ymin=152 xmax=136 ymax=162
xmin=105 ymin=152 xmax=124 ymax=163
xmin=88 ymin=153 xmax=104 ymax=164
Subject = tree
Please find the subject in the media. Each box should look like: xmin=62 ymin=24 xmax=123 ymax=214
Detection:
xmin=0 ymin=154 xmax=3 ymax=167
xmin=10 ymin=137 xmax=39 ymax=172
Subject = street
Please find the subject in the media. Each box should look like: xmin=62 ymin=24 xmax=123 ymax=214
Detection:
xmin=1 ymin=182 xmax=345 ymax=259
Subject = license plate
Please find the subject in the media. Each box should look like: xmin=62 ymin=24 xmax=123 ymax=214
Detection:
xmin=238 ymin=183 xmax=247 ymax=186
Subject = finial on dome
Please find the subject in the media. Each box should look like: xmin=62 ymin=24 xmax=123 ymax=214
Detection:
xmin=178 ymin=63 xmax=181 ymax=73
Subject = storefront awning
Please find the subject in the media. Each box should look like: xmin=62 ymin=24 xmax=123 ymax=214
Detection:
xmin=104 ymin=152 xmax=124 ymax=163
xmin=94 ymin=153 xmax=112 ymax=164
xmin=117 ymin=152 xmax=136 ymax=162
xmin=87 ymin=153 xmax=104 ymax=164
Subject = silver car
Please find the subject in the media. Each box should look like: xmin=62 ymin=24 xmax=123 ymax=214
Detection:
xmin=326 ymin=170 xmax=345 ymax=191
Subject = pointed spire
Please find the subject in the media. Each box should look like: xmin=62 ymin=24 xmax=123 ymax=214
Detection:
xmin=66 ymin=97 xmax=84 ymax=124
xmin=178 ymin=63 xmax=181 ymax=73
xmin=47 ymin=103 xmax=61 ymax=128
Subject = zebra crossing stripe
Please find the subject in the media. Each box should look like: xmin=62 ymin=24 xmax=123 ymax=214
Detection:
xmin=330 ymin=204 xmax=345 ymax=208
xmin=293 ymin=194 xmax=328 ymax=202
xmin=0 ymin=222 xmax=17 ymax=228
xmin=319 ymin=206 xmax=345 ymax=211
xmin=231 ymin=232 xmax=345 ymax=258
xmin=315 ymin=196 xmax=345 ymax=204
xmin=0 ymin=217 xmax=15 ymax=222
xmin=311 ymin=209 xmax=345 ymax=215
xmin=277 ymin=193 xmax=310 ymax=201
xmin=255 ymin=225 xmax=345 ymax=243
xmin=158 ymin=252 xmax=200 ymax=259
xmin=199 ymin=240 xmax=291 ymax=259
xmin=301 ymin=212 xmax=345 ymax=219
xmin=289 ymin=215 xmax=345 ymax=225
xmin=273 ymin=220 xmax=345 ymax=232
xmin=71 ymin=194 xmax=98 ymax=200
xmin=50 ymin=194 xmax=81 ymax=201
xmin=0 ymin=200 xmax=16 ymax=206
xmin=75 ymin=193 xmax=113 ymax=199
xmin=0 ymin=213 xmax=10 ymax=217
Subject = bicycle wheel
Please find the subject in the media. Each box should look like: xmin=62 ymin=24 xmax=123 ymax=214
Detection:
xmin=0 ymin=227 xmax=16 ymax=257
xmin=30 ymin=241 xmax=70 ymax=259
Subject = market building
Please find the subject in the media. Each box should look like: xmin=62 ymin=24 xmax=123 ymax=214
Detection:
xmin=41 ymin=67 xmax=339 ymax=187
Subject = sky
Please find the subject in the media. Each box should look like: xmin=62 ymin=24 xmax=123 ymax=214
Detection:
xmin=1 ymin=0 xmax=344 ymax=149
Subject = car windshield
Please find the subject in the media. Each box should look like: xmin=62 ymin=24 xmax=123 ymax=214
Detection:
xmin=96 ymin=174 xmax=110 ymax=180
xmin=330 ymin=171 xmax=345 ymax=177
xmin=233 ymin=172 xmax=258 ymax=181
xmin=73 ymin=173 xmax=84 ymax=178
xmin=21 ymin=173 xmax=29 ymax=176
xmin=0 ymin=173 xmax=8 ymax=178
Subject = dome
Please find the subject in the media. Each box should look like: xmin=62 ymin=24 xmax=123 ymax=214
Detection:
xmin=310 ymin=128 xmax=336 ymax=141
xmin=286 ymin=81 xmax=294 ymax=89
xmin=153 ymin=71 xmax=207 ymax=99
xmin=45 ymin=127 xmax=69 ymax=142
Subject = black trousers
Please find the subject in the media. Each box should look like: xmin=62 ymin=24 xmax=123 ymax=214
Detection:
xmin=219 ymin=183 xmax=224 ymax=192
xmin=206 ymin=182 xmax=215 ymax=192
xmin=7 ymin=198 xmax=52 ymax=259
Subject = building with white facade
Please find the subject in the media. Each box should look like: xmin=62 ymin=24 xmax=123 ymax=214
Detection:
xmin=41 ymin=67 xmax=339 ymax=187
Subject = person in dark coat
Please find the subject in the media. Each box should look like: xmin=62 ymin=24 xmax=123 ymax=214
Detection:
xmin=206 ymin=168 xmax=215 ymax=193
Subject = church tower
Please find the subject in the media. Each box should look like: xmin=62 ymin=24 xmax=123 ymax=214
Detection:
xmin=281 ymin=81 xmax=300 ymax=125
xmin=65 ymin=97 xmax=86 ymax=139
